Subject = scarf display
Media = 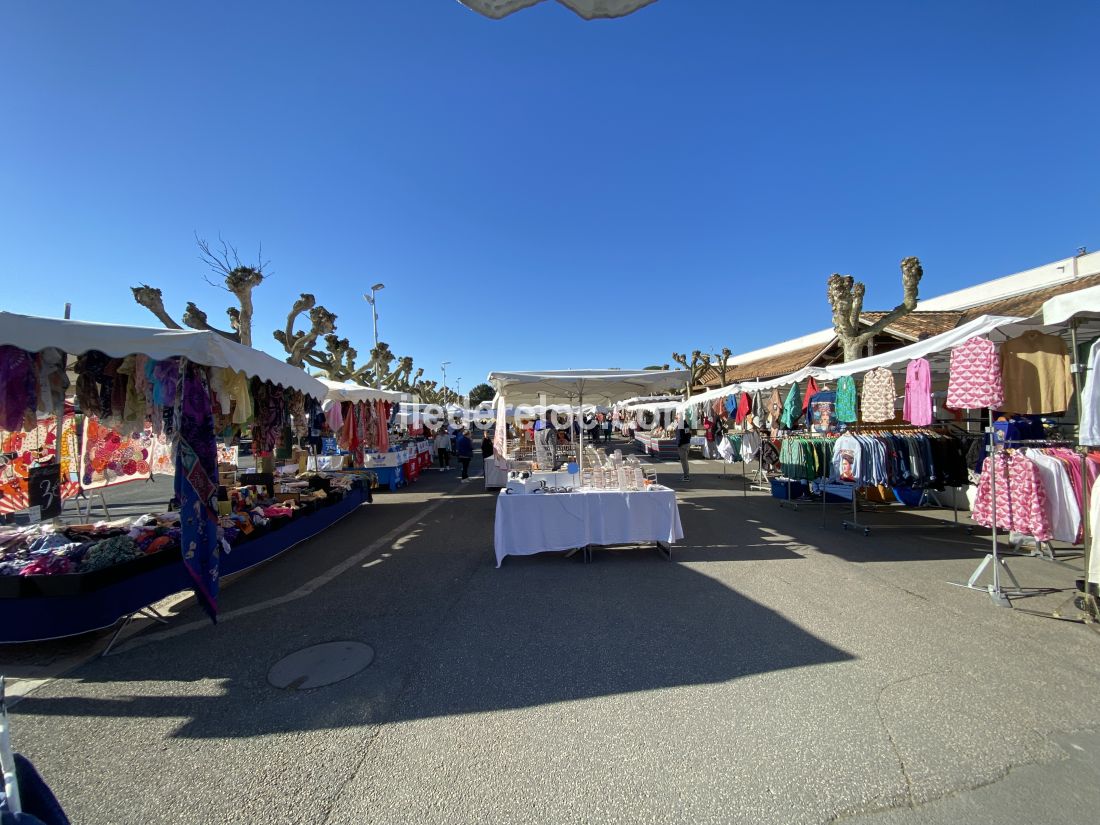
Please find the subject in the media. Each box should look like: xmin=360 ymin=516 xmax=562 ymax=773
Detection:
xmin=174 ymin=361 xmax=220 ymax=620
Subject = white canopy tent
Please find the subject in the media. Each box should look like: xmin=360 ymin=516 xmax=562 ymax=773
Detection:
xmin=488 ymin=368 xmax=689 ymax=472
xmin=0 ymin=311 xmax=327 ymax=399
xmin=679 ymin=314 xmax=1027 ymax=413
xmin=319 ymin=378 xmax=405 ymax=404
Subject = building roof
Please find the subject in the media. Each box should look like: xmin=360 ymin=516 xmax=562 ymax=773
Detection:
xmin=693 ymin=252 xmax=1100 ymax=391
xmin=956 ymin=272 xmax=1100 ymax=323
xmin=858 ymin=311 xmax=964 ymax=341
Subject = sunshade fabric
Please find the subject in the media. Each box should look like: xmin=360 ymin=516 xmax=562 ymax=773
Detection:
xmin=488 ymin=369 xmax=689 ymax=405
xmin=0 ymin=311 xmax=327 ymax=399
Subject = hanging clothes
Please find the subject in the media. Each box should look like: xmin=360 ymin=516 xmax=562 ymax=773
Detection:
xmin=768 ymin=388 xmax=783 ymax=430
xmin=903 ymin=358 xmax=933 ymax=426
xmin=209 ymin=368 xmax=253 ymax=425
xmin=835 ymin=375 xmax=858 ymax=423
xmin=0 ymin=344 xmax=38 ymax=431
xmin=1025 ymin=449 xmax=1081 ymax=544
xmin=780 ymin=383 xmax=801 ymax=429
xmin=734 ymin=392 xmax=751 ymax=425
xmin=750 ymin=390 xmax=766 ymax=429
xmin=1081 ymin=339 xmax=1100 ymax=447
xmin=999 ymin=331 xmax=1073 ymax=414
xmin=971 ymin=452 xmax=1053 ymax=542
xmin=947 ymin=336 xmax=1004 ymax=410
xmin=250 ymin=378 xmax=285 ymax=455
xmin=831 ymin=433 xmax=862 ymax=483
xmin=861 ymin=367 xmax=896 ymax=423
xmin=801 ymin=377 xmax=819 ymax=414
xmin=173 ymin=361 xmax=220 ymax=621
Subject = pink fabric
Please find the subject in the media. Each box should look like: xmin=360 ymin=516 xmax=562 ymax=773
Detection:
xmin=903 ymin=358 xmax=933 ymax=426
xmin=324 ymin=400 xmax=344 ymax=432
xmin=971 ymin=453 xmax=1052 ymax=542
xmin=947 ymin=336 xmax=1004 ymax=410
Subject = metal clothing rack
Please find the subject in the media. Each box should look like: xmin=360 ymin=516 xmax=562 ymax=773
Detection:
xmin=950 ymin=422 xmax=1075 ymax=607
xmin=822 ymin=424 xmax=963 ymax=537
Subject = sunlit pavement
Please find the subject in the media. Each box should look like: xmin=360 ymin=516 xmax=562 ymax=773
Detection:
xmin=3 ymin=446 xmax=1098 ymax=824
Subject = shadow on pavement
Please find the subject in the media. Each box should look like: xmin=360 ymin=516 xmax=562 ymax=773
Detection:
xmin=11 ymin=491 xmax=856 ymax=737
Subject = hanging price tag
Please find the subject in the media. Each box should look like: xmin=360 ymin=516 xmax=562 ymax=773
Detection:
xmin=28 ymin=463 xmax=62 ymax=520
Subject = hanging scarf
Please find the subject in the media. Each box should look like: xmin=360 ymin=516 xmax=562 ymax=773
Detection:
xmin=377 ymin=401 xmax=390 ymax=453
xmin=289 ymin=391 xmax=309 ymax=439
xmin=250 ymin=378 xmax=285 ymax=455
xmin=0 ymin=345 xmax=38 ymax=431
xmin=174 ymin=361 xmax=220 ymax=621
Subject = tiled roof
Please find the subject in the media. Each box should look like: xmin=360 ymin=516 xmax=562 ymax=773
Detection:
xmin=957 ymin=272 xmax=1100 ymax=322
xmin=858 ymin=311 xmax=964 ymax=340
xmin=698 ymin=341 xmax=834 ymax=388
xmin=695 ymin=271 xmax=1100 ymax=391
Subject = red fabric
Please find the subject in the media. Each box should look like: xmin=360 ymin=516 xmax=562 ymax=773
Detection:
xmin=735 ymin=392 xmax=751 ymax=424
xmin=802 ymin=377 xmax=819 ymax=413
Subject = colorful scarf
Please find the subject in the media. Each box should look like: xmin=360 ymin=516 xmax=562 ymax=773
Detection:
xmin=174 ymin=361 xmax=220 ymax=621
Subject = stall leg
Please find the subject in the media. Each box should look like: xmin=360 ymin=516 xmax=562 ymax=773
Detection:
xmin=101 ymin=605 xmax=170 ymax=657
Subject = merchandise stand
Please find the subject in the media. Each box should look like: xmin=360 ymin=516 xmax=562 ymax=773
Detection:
xmin=949 ymin=422 xmax=1073 ymax=606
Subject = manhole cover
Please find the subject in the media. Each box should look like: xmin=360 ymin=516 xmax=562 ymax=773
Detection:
xmin=267 ymin=641 xmax=374 ymax=690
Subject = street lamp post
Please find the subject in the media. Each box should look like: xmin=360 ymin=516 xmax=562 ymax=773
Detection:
xmin=363 ymin=283 xmax=386 ymax=350
xmin=456 ymin=378 xmax=462 ymax=407
xmin=441 ymin=361 xmax=452 ymax=405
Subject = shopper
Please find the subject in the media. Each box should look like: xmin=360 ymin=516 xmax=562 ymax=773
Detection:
xmin=434 ymin=427 xmax=451 ymax=470
xmin=604 ymin=414 xmax=613 ymax=443
xmin=481 ymin=431 xmax=494 ymax=458
xmin=455 ymin=428 xmax=473 ymax=481
xmin=677 ymin=418 xmax=692 ymax=481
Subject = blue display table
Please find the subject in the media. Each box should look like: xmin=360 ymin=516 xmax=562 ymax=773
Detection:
xmin=0 ymin=486 xmax=368 ymax=644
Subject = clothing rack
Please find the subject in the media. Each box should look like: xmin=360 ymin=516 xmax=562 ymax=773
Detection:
xmin=950 ymin=421 xmax=1076 ymax=607
xmin=821 ymin=424 xmax=963 ymax=537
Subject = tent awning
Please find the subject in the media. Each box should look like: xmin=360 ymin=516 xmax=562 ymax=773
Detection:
xmin=320 ymin=378 xmax=405 ymax=404
xmin=488 ymin=368 xmax=689 ymax=405
xmin=1042 ymin=284 xmax=1100 ymax=326
xmin=0 ymin=311 xmax=327 ymax=399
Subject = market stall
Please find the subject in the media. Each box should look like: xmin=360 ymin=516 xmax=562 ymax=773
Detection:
xmin=318 ymin=379 xmax=421 ymax=490
xmin=487 ymin=369 xmax=689 ymax=564
xmin=0 ymin=312 xmax=374 ymax=643
xmin=676 ymin=303 xmax=1100 ymax=612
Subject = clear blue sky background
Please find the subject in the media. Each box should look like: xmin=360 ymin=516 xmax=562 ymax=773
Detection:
xmin=2 ymin=0 xmax=1097 ymax=395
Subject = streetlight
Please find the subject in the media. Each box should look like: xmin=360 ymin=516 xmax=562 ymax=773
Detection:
xmin=441 ymin=361 xmax=452 ymax=405
xmin=363 ymin=283 xmax=385 ymax=350
xmin=456 ymin=378 xmax=462 ymax=407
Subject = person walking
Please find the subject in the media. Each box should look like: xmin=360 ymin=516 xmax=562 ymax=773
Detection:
xmin=677 ymin=417 xmax=692 ymax=481
xmin=481 ymin=430 xmax=494 ymax=459
xmin=455 ymin=428 xmax=474 ymax=481
xmin=434 ymin=428 xmax=451 ymax=470
xmin=604 ymin=414 xmax=613 ymax=443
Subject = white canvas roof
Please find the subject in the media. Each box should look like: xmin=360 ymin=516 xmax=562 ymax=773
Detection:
xmin=679 ymin=313 xmax=1026 ymax=410
xmin=0 ymin=311 xmax=327 ymax=399
xmin=320 ymin=378 xmax=405 ymax=403
xmin=488 ymin=369 xmax=689 ymax=405
xmin=1042 ymin=284 xmax=1100 ymax=326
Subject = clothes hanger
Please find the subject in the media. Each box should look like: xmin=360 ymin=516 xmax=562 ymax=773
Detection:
xmin=0 ymin=676 xmax=22 ymax=814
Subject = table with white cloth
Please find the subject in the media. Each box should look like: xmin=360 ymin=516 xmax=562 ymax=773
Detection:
xmin=493 ymin=486 xmax=684 ymax=567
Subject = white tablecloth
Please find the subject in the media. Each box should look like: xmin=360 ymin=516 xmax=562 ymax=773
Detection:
xmin=308 ymin=455 xmax=345 ymax=471
xmin=493 ymin=487 xmax=684 ymax=567
xmin=484 ymin=455 xmax=509 ymax=489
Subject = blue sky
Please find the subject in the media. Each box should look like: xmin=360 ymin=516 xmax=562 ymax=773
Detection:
xmin=2 ymin=0 xmax=1097 ymax=395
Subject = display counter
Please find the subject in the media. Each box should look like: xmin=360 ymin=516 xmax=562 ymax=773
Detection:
xmin=0 ymin=483 xmax=369 ymax=644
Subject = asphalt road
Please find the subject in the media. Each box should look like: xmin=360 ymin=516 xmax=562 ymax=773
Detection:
xmin=3 ymin=443 xmax=1099 ymax=824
